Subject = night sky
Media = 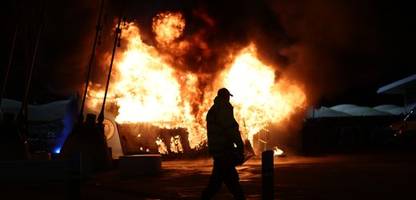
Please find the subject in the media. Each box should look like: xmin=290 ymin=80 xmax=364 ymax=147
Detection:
xmin=0 ymin=0 xmax=414 ymax=106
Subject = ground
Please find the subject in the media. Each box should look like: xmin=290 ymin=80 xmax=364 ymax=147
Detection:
xmin=3 ymin=153 xmax=416 ymax=199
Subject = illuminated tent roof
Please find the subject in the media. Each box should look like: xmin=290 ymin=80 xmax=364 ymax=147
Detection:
xmin=1 ymin=98 xmax=72 ymax=121
xmin=307 ymin=104 xmax=404 ymax=118
xmin=306 ymin=106 xmax=350 ymax=118
xmin=373 ymin=105 xmax=406 ymax=115
xmin=377 ymin=74 xmax=416 ymax=94
xmin=330 ymin=104 xmax=361 ymax=113
xmin=1 ymin=98 xmax=77 ymax=154
xmin=373 ymin=104 xmax=401 ymax=110
xmin=341 ymin=106 xmax=391 ymax=116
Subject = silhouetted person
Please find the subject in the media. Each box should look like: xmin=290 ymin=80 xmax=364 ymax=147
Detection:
xmin=202 ymin=88 xmax=245 ymax=200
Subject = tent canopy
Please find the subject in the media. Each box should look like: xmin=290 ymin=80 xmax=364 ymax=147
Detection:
xmin=307 ymin=104 xmax=405 ymax=119
xmin=377 ymin=74 xmax=416 ymax=94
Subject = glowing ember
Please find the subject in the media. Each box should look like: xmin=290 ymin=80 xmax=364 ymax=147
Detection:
xmin=88 ymin=11 xmax=307 ymax=153
xmin=156 ymin=137 xmax=168 ymax=154
xmin=170 ymin=135 xmax=184 ymax=153
xmin=273 ymin=146 xmax=284 ymax=156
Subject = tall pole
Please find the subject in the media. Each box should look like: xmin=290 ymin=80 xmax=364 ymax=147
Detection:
xmin=78 ymin=0 xmax=105 ymax=123
xmin=14 ymin=0 xmax=46 ymax=159
xmin=0 ymin=25 xmax=18 ymax=108
xmin=97 ymin=14 xmax=123 ymax=125
xmin=18 ymin=0 xmax=46 ymax=124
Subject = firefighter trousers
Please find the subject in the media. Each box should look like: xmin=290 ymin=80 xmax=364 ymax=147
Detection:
xmin=201 ymin=157 xmax=245 ymax=200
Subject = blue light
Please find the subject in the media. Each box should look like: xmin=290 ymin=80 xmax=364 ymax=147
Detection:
xmin=54 ymin=148 xmax=61 ymax=154
xmin=52 ymin=96 xmax=77 ymax=156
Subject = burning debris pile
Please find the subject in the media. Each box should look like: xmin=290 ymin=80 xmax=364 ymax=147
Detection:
xmin=87 ymin=11 xmax=307 ymax=155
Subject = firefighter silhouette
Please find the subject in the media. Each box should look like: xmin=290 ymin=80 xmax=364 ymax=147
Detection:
xmin=202 ymin=88 xmax=245 ymax=200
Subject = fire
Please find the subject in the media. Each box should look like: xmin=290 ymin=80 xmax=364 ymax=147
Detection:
xmin=106 ymin=22 xmax=206 ymax=149
xmin=220 ymin=44 xmax=307 ymax=144
xmin=113 ymin=23 xmax=183 ymax=124
xmin=273 ymin=146 xmax=284 ymax=156
xmin=88 ymin=11 xmax=307 ymax=153
xmin=152 ymin=12 xmax=185 ymax=46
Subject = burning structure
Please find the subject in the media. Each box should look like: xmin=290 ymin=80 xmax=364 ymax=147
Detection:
xmin=86 ymin=10 xmax=307 ymax=156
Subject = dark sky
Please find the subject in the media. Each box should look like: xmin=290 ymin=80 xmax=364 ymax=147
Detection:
xmin=0 ymin=0 xmax=414 ymax=106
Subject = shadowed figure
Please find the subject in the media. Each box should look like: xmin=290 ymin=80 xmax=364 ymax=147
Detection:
xmin=202 ymin=88 xmax=245 ymax=200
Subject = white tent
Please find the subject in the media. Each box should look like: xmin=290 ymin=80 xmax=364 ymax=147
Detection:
xmin=343 ymin=106 xmax=392 ymax=116
xmin=307 ymin=106 xmax=350 ymax=118
xmin=307 ymin=104 xmax=404 ymax=118
xmin=330 ymin=104 xmax=360 ymax=113
xmin=1 ymin=98 xmax=71 ymax=121
xmin=373 ymin=105 xmax=406 ymax=115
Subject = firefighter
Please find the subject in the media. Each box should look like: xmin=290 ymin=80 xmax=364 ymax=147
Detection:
xmin=201 ymin=88 xmax=245 ymax=200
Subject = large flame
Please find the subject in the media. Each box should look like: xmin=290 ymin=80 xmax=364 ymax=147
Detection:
xmin=220 ymin=44 xmax=307 ymax=143
xmin=113 ymin=24 xmax=184 ymax=124
xmin=88 ymin=12 xmax=307 ymax=152
xmin=109 ymin=23 xmax=205 ymax=148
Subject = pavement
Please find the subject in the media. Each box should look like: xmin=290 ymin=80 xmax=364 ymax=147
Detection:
xmin=2 ymin=153 xmax=416 ymax=199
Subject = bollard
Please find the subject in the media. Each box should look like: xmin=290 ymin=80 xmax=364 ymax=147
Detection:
xmin=262 ymin=150 xmax=274 ymax=200
xmin=67 ymin=153 xmax=81 ymax=200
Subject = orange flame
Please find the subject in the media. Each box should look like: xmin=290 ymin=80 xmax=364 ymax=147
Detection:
xmin=88 ymin=12 xmax=307 ymax=152
xmin=219 ymin=44 xmax=307 ymax=144
xmin=273 ymin=146 xmax=284 ymax=156
xmin=152 ymin=11 xmax=185 ymax=46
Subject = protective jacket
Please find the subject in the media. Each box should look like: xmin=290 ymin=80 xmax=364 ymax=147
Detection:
xmin=206 ymin=96 xmax=244 ymax=158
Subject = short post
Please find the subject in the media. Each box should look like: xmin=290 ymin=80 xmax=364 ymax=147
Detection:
xmin=67 ymin=153 xmax=81 ymax=200
xmin=262 ymin=150 xmax=274 ymax=200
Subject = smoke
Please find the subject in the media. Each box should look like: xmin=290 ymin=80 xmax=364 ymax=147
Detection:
xmin=175 ymin=0 xmax=292 ymax=74
xmin=269 ymin=0 xmax=376 ymax=105
xmin=95 ymin=0 xmax=290 ymax=75
xmin=39 ymin=0 xmax=99 ymax=97
xmin=0 ymin=0 xmax=99 ymax=102
xmin=112 ymin=0 xmax=379 ymax=107
xmin=271 ymin=0 xmax=416 ymax=105
xmin=1 ymin=0 xmax=413 ymax=156
xmin=2 ymin=0 xmax=414 ymax=105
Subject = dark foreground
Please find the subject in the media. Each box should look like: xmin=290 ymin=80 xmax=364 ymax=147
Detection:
xmin=2 ymin=153 xmax=416 ymax=200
